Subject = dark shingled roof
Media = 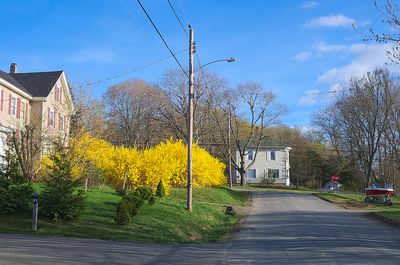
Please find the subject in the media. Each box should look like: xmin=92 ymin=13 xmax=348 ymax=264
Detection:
xmin=0 ymin=70 xmax=32 ymax=95
xmin=11 ymin=71 xmax=63 ymax=97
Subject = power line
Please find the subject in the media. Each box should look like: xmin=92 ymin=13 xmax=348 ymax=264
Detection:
xmin=71 ymin=49 xmax=187 ymax=90
xmin=167 ymin=0 xmax=189 ymax=38
xmin=136 ymin=0 xmax=188 ymax=78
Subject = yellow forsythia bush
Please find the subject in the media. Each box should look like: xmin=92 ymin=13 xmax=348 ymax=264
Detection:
xmin=62 ymin=134 xmax=226 ymax=192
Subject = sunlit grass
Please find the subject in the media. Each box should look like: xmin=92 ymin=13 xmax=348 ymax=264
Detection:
xmin=0 ymin=187 xmax=249 ymax=243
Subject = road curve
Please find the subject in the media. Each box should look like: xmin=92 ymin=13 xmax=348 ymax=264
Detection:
xmin=1 ymin=191 xmax=400 ymax=264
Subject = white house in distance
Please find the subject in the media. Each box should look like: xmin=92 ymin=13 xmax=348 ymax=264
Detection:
xmin=235 ymin=145 xmax=292 ymax=186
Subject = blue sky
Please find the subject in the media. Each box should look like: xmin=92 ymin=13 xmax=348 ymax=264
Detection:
xmin=0 ymin=0 xmax=394 ymax=128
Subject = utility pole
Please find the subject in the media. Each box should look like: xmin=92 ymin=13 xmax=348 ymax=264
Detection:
xmin=228 ymin=107 xmax=233 ymax=188
xmin=187 ymin=25 xmax=194 ymax=212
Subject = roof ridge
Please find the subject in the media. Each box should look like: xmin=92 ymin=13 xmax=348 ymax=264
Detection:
xmin=12 ymin=70 xmax=63 ymax=75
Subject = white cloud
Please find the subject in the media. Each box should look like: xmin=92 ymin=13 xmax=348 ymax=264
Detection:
xmin=70 ymin=49 xmax=116 ymax=63
xmin=313 ymin=41 xmax=347 ymax=53
xmin=305 ymin=14 xmax=355 ymax=28
xmin=301 ymin=1 xmax=318 ymax=9
xmin=293 ymin=51 xmax=313 ymax=61
xmin=298 ymin=89 xmax=320 ymax=106
xmin=318 ymin=43 xmax=393 ymax=85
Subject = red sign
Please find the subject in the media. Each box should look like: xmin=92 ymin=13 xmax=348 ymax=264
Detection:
xmin=332 ymin=175 xmax=339 ymax=182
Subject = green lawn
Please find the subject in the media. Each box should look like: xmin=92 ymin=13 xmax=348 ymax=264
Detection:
xmin=0 ymin=187 xmax=249 ymax=243
xmin=314 ymin=192 xmax=400 ymax=224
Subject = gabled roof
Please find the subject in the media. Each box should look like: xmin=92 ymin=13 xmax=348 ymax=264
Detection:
xmin=11 ymin=71 xmax=63 ymax=97
xmin=0 ymin=70 xmax=32 ymax=95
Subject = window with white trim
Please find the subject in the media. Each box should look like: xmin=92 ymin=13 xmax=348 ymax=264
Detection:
xmin=10 ymin=97 xmax=16 ymax=116
xmin=268 ymin=169 xmax=279 ymax=179
xmin=50 ymin=110 xmax=55 ymax=128
xmin=20 ymin=101 xmax=26 ymax=122
xmin=55 ymin=86 xmax=61 ymax=101
xmin=247 ymin=169 xmax=256 ymax=178
xmin=247 ymin=150 xmax=254 ymax=160
xmin=270 ymin=150 xmax=276 ymax=161
xmin=59 ymin=113 xmax=64 ymax=131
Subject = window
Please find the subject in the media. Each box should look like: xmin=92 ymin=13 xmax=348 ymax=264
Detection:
xmin=20 ymin=102 xmax=25 ymax=122
xmin=247 ymin=169 xmax=256 ymax=178
xmin=55 ymin=86 xmax=61 ymax=101
xmin=59 ymin=113 xmax=64 ymax=131
xmin=247 ymin=150 xmax=254 ymax=160
xmin=50 ymin=110 xmax=55 ymax=128
xmin=10 ymin=97 xmax=16 ymax=116
xmin=268 ymin=169 xmax=279 ymax=179
xmin=270 ymin=150 xmax=276 ymax=161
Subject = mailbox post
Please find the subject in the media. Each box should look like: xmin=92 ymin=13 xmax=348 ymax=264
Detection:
xmin=32 ymin=192 xmax=38 ymax=231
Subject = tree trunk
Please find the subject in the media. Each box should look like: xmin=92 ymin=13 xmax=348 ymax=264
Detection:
xmin=85 ymin=177 xmax=89 ymax=192
xmin=122 ymin=172 xmax=127 ymax=191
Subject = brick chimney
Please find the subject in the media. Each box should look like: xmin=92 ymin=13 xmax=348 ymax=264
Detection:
xmin=10 ymin=63 xmax=17 ymax=74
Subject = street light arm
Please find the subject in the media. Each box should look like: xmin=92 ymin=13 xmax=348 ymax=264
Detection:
xmin=200 ymin=57 xmax=235 ymax=69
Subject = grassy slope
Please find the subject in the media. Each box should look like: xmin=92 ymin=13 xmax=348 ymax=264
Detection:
xmin=315 ymin=192 xmax=400 ymax=223
xmin=0 ymin=187 xmax=249 ymax=243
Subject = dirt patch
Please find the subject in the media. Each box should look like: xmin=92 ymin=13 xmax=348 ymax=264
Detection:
xmin=339 ymin=201 xmax=368 ymax=209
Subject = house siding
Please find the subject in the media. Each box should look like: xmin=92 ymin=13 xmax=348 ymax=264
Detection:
xmin=0 ymin=70 xmax=73 ymax=159
xmin=235 ymin=148 xmax=291 ymax=186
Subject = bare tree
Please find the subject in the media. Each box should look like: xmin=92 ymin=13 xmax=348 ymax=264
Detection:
xmin=361 ymin=0 xmax=400 ymax=63
xmin=103 ymin=80 xmax=165 ymax=148
xmin=212 ymin=82 xmax=284 ymax=186
xmin=70 ymin=84 xmax=106 ymax=138
xmin=157 ymin=69 xmax=228 ymax=144
xmin=313 ymin=69 xmax=396 ymax=190
xmin=10 ymin=125 xmax=43 ymax=181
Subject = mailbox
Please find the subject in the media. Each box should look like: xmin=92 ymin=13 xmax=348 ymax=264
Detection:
xmin=32 ymin=192 xmax=38 ymax=204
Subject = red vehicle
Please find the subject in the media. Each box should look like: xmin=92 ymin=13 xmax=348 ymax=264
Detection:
xmin=365 ymin=184 xmax=394 ymax=205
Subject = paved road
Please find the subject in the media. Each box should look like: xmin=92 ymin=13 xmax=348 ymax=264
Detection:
xmin=1 ymin=191 xmax=400 ymax=264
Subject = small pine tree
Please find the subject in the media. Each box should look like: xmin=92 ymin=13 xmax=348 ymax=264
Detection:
xmin=40 ymin=149 xmax=85 ymax=221
xmin=0 ymin=150 xmax=33 ymax=214
xmin=156 ymin=180 xmax=166 ymax=197
xmin=115 ymin=199 xmax=132 ymax=225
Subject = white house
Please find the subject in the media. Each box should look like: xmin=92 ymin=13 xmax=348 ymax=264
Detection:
xmin=235 ymin=146 xmax=291 ymax=186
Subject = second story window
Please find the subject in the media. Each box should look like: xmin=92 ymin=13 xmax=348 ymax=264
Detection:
xmin=10 ymin=97 xmax=16 ymax=116
xmin=50 ymin=110 xmax=55 ymax=128
xmin=247 ymin=150 xmax=254 ymax=160
xmin=270 ymin=151 xmax=276 ymax=161
xmin=55 ymin=86 xmax=61 ymax=102
xmin=59 ymin=113 xmax=64 ymax=131
xmin=20 ymin=102 xmax=26 ymax=122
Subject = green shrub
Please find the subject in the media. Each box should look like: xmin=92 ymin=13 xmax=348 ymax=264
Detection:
xmin=115 ymin=187 xmax=156 ymax=225
xmin=40 ymin=151 xmax=85 ymax=221
xmin=115 ymin=199 xmax=132 ymax=225
xmin=0 ymin=151 xmax=33 ymax=214
xmin=156 ymin=180 xmax=166 ymax=197
xmin=137 ymin=187 xmax=153 ymax=200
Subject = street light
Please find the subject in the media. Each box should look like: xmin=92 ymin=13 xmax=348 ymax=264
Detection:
xmin=186 ymin=26 xmax=235 ymax=212
xmin=199 ymin=57 xmax=236 ymax=69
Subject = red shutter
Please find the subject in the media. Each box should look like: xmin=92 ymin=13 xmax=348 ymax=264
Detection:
xmin=54 ymin=87 xmax=57 ymax=100
xmin=0 ymin=90 xmax=3 ymax=111
xmin=15 ymin=129 xmax=19 ymax=140
xmin=60 ymin=88 xmax=62 ymax=102
xmin=54 ymin=111 xmax=57 ymax=128
xmin=16 ymin=99 xmax=21 ymax=119
xmin=8 ymin=95 xmax=11 ymax=115
xmin=48 ymin=108 xmax=50 ymax=127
